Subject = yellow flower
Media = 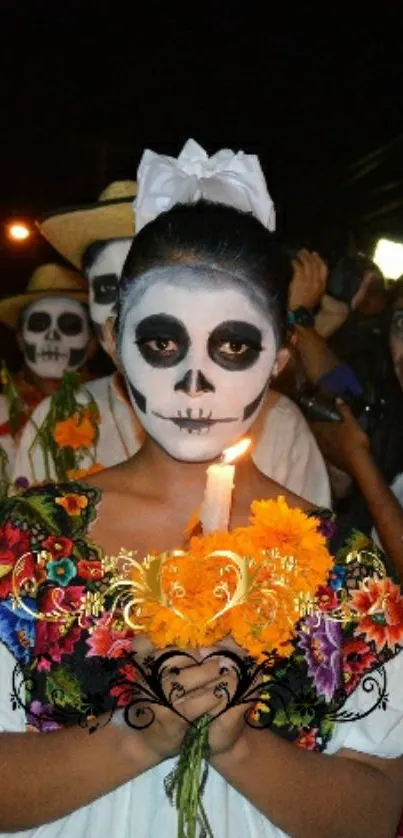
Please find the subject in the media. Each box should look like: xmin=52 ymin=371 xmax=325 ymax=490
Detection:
xmin=120 ymin=498 xmax=334 ymax=661
xmin=66 ymin=463 xmax=104 ymax=481
xmin=53 ymin=414 xmax=96 ymax=450
xmin=55 ymin=493 xmax=88 ymax=516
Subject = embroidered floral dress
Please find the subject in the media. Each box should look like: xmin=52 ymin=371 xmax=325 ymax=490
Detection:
xmin=0 ymin=482 xmax=403 ymax=838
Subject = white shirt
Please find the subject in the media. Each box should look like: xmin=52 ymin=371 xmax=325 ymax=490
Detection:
xmin=0 ymin=640 xmax=402 ymax=838
xmin=12 ymin=376 xmax=331 ymax=507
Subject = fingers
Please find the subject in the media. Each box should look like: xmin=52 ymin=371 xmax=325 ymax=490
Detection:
xmin=290 ymin=249 xmax=327 ymax=310
xmin=334 ymin=399 xmax=355 ymax=423
xmin=175 ymin=671 xmax=238 ymax=722
xmin=172 ymin=658 xmax=224 ymax=692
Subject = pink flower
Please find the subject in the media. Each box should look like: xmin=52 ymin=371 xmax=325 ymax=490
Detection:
xmin=86 ymin=614 xmax=132 ymax=659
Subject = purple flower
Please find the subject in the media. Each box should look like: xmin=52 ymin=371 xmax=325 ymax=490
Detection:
xmin=14 ymin=476 xmax=29 ymax=491
xmin=27 ymin=700 xmax=60 ymax=732
xmin=317 ymin=516 xmax=337 ymax=541
xmin=298 ymin=615 xmax=342 ymax=701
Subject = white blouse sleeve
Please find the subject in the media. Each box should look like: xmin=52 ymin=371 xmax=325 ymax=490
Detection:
xmin=252 ymin=393 xmax=332 ymax=508
xmin=326 ymin=653 xmax=403 ymax=759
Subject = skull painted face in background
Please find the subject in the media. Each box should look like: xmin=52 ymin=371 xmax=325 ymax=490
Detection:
xmin=22 ymin=296 xmax=91 ymax=379
xmin=119 ymin=267 xmax=279 ymax=462
xmin=85 ymin=239 xmax=132 ymax=351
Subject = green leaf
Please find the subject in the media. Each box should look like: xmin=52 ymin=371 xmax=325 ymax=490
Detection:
xmin=320 ymin=716 xmax=335 ymax=739
xmin=45 ymin=665 xmax=85 ymax=711
xmin=272 ymin=708 xmax=290 ymax=728
xmin=13 ymin=494 xmax=62 ymax=534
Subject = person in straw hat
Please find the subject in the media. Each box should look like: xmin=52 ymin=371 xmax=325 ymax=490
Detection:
xmin=12 ymin=181 xmax=146 ymax=485
xmin=0 ymin=263 xmax=94 ymax=481
xmin=13 ymin=147 xmax=330 ymax=508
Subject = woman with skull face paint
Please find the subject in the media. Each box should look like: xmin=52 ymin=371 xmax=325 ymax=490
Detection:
xmin=14 ymin=178 xmax=330 ymax=504
xmin=0 ymin=265 xmax=94 ymax=482
xmin=0 ymin=200 xmax=402 ymax=838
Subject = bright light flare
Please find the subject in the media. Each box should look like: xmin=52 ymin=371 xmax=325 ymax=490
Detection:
xmin=6 ymin=222 xmax=31 ymax=242
xmin=373 ymin=238 xmax=403 ymax=281
xmin=222 ymin=438 xmax=251 ymax=464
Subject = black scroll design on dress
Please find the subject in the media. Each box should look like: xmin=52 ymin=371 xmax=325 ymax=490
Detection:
xmin=328 ymin=665 xmax=389 ymax=723
xmin=11 ymin=652 xmax=390 ymax=737
xmin=111 ymin=649 xmax=274 ymax=730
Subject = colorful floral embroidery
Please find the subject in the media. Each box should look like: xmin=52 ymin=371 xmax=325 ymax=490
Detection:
xmin=298 ymin=616 xmax=342 ymax=701
xmin=55 ymin=493 xmax=89 ymax=516
xmin=0 ymin=489 xmax=400 ymax=754
xmin=349 ymin=577 xmax=403 ymax=652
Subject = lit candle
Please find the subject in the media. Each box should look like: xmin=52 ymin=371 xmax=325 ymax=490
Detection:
xmin=200 ymin=438 xmax=251 ymax=534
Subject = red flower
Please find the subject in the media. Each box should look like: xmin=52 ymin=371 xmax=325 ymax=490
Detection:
xmin=39 ymin=585 xmax=85 ymax=617
xmin=35 ymin=621 xmax=83 ymax=669
xmin=295 ymin=728 xmax=318 ymax=750
xmin=342 ymin=639 xmax=378 ymax=695
xmin=77 ymin=559 xmax=103 ymax=581
xmin=0 ymin=522 xmax=31 ymax=598
xmin=110 ymin=661 xmax=138 ymax=708
xmin=0 ymin=420 xmax=11 ymax=437
xmin=86 ymin=614 xmax=132 ymax=659
xmin=35 ymin=584 xmax=86 ymax=667
xmin=315 ymin=585 xmax=339 ymax=612
xmin=350 ymin=577 xmax=403 ymax=652
xmin=42 ymin=536 xmax=73 ymax=559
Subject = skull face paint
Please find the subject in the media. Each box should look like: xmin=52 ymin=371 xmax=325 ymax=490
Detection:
xmin=22 ymin=297 xmax=91 ymax=379
xmin=85 ymin=239 xmax=131 ymax=350
xmin=119 ymin=270 xmax=278 ymax=461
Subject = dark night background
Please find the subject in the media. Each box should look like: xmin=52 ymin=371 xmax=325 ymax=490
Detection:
xmin=1 ymin=2 xmax=403 ymax=366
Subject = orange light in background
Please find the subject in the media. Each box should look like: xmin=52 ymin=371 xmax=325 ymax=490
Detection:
xmin=6 ymin=222 xmax=31 ymax=242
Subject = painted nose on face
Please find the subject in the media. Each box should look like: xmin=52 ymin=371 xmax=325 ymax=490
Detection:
xmin=174 ymin=369 xmax=215 ymax=396
xmin=45 ymin=327 xmax=61 ymax=341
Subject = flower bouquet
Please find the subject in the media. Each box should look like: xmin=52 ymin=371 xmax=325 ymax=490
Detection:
xmin=105 ymin=497 xmax=334 ymax=838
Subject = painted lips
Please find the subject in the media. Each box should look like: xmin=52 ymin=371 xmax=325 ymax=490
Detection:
xmin=153 ymin=409 xmax=236 ymax=434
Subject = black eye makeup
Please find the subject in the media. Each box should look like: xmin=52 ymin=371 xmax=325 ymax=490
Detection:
xmin=58 ymin=313 xmax=83 ymax=336
xmin=208 ymin=321 xmax=263 ymax=371
xmin=26 ymin=311 xmax=51 ymax=333
xmin=135 ymin=314 xmax=190 ymax=368
xmin=92 ymin=274 xmax=118 ymax=305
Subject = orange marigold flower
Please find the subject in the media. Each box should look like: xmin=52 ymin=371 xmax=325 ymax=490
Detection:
xmin=350 ymin=577 xmax=403 ymax=652
xmin=123 ymin=497 xmax=334 ymax=660
xmin=53 ymin=414 xmax=96 ymax=450
xmin=66 ymin=463 xmax=104 ymax=481
xmin=55 ymin=493 xmax=88 ymax=516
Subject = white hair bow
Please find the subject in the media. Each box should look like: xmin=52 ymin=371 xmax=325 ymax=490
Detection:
xmin=135 ymin=139 xmax=275 ymax=233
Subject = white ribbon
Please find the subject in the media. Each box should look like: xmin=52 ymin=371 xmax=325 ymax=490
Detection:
xmin=134 ymin=139 xmax=275 ymax=233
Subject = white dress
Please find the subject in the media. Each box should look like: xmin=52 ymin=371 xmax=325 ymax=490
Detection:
xmin=12 ymin=376 xmax=331 ymax=508
xmin=1 ymin=641 xmax=402 ymax=838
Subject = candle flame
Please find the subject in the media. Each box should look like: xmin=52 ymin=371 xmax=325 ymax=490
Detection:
xmin=222 ymin=438 xmax=251 ymax=464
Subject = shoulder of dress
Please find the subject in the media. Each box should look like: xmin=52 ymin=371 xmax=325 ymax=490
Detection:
xmin=0 ymin=481 xmax=102 ymax=536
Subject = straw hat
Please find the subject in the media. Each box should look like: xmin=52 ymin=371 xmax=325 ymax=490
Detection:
xmin=38 ymin=181 xmax=137 ymax=270
xmin=0 ymin=264 xmax=88 ymax=330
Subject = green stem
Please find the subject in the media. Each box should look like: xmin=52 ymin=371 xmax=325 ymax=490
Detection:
xmin=164 ymin=714 xmax=213 ymax=838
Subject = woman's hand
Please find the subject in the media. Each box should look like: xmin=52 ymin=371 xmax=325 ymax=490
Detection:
xmin=201 ymin=636 xmax=255 ymax=758
xmin=128 ymin=635 xmax=238 ymax=762
xmin=289 ymin=249 xmax=327 ymax=312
